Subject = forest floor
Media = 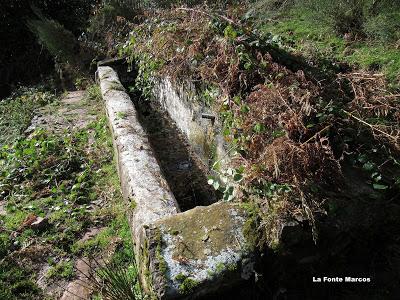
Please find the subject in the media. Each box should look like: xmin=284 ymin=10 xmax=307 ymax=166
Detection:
xmin=0 ymin=86 xmax=136 ymax=300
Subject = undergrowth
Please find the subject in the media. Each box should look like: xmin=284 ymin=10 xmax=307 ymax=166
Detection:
xmin=121 ymin=5 xmax=400 ymax=248
xmin=0 ymin=85 xmax=140 ymax=299
xmin=255 ymin=2 xmax=400 ymax=86
xmin=0 ymin=86 xmax=56 ymax=146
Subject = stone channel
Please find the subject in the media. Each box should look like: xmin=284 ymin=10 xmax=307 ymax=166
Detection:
xmin=98 ymin=66 xmax=256 ymax=299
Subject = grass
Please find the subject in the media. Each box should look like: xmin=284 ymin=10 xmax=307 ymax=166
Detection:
xmin=260 ymin=7 xmax=400 ymax=86
xmin=0 ymin=86 xmax=56 ymax=145
xmin=88 ymin=218 xmax=142 ymax=300
xmin=46 ymin=260 xmax=74 ymax=280
xmin=0 ymin=259 xmax=43 ymax=300
xmin=0 ymin=83 xmax=140 ymax=299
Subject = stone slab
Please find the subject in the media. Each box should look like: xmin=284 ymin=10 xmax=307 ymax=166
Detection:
xmin=98 ymin=66 xmax=180 ymax=290
xmin=144 ymin=201 xmax=255 ymax=299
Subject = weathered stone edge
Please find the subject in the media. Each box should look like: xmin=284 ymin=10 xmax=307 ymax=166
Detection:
xmin=145 ymin=202 xmax=257 ymax=299
xmin=98 ymin=66 xmax=180 ymax=293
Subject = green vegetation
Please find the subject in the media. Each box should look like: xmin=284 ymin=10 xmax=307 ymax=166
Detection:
xmin=256 ymin=0 xmax=400 ymax=85
xmin=88 ymin=218 xmax=142 ymax=300
xmin=174 ymin=273 xmax=199 ymax=295
xmin=0 ymin=84 xmax=140 ymax=299
xmin=0 ymin=87 xmax=56 ymax=145
xmin=0 ymin=259 xmax=43 ymax=300
xmin=116 ymin=111 xmax=128 ymax=119
xmin=125 ymin=3 xmax=398 ymax=243
xmin=0 ymin=1 xmax=93 ymax=97
xmin=1 ymin=0 xmax=399 ymax=298
xmin=121 ymin=9 xmax=399 ymax=299
xmin=46 ymin=260 xmax=74 ymax=280
xmin=28 ymin=8 xmax=79 ymax=65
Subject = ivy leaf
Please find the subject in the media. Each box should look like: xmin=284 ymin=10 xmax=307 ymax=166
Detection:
xmin=212 ymin=181 xmax=220 ymax=190
xmin=372 ymin=183 xmax=388 ymax=190
xmin=236 ymin=166 xmax=245 ymax=174
xmin=272 ymin=129 xmax=286 ymax=138
xmin=240 ymin=104 xmax=250 ymax=113
xmin=233 ymin=173 xmax=243 ymax=182
xmin=363 ymin=161 xmax=375 ymax=171
xmin=253 ymin=123 xmax=266 ymax=133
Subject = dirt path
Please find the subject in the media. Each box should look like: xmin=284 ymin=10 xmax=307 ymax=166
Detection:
xmin=26 ymin=90 xmax=97 ymax=134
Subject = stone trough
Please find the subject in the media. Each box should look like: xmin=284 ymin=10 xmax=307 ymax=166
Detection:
xmin=98 ymin=66 xmax=256 ymax=299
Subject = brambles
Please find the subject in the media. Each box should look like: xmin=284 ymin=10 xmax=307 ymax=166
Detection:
xmin=124 ymin=4 xmax=399 ymax=252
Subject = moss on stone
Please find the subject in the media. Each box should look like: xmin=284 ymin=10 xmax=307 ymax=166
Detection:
xmin=209 ymin=140 xmax=218 ymax=164
xmin=116 ymin=111 xmax=127 ymax=119
xmin=109 ymin=81 xmax=125 ymax=91
xmin=140 ymin=238 xmax=154 ymax=295
xmin=212 ymin=261 xmax=238 ymax=276
xmin=154 ymin=228 xmax=168 ymax=275
xmin=241 ymin=202 xmax=261 ymax=251
xmin=174 ymin=273 xmax=187 ymax=282
xmin=227 ymin=262 xmax=237 ymax=272
xmin=156 ymin=243 xmax=167 ymax=274
xmin=215 ymin=262 xmax=225 ymax=274
xmin=174 ymin=273 xmax=199 ymax=295
xmin=179 ymin=278 xmax=199 ymax=295
xmin=128 ymin=196 xmax=137 ymax=209
xmin=170 ymin=229 xmax=180 ymax=235
xmin=158 ymin=202 xmax=247 ymax=261
xmin=147 ymin=202 xmax=256 ymax=297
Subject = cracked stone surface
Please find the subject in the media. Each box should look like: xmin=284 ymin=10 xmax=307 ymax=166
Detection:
xmin=60 ymin=258 xmax=92 ymax=300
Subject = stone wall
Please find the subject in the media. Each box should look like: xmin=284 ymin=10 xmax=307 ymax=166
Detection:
xmin=152 ymin=78 xmax=230 ymax=171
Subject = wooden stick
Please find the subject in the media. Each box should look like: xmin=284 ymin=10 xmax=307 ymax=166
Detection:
xmin=176 ymin=7 xmax=238 ymax=26
xmin=342 ymin=109 xmax=398 ymax=141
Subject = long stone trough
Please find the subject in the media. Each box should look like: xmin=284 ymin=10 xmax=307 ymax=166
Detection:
xmin=98 ymin=66 xmax=256 ymax=299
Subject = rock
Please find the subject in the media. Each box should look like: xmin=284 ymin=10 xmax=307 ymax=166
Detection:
xmin=61 ymin=91 xmax=85 ymax=105
xmin=98 ymin=66 xmax=179 ymax=264
xmin=142 ymin=202 xmax=257 ymax=299
xmin=30 ymin=216 xmax=48 ymax=230
xmin=60 ymin=281 xmax=92 ymax=300
xmin=278 ymin=219 xmax=313 ymax=247
xmin=75 ymin=258 xmax=91 ymax=278
xmin=78 ymin=227 xmax=104 ymax=243
xmin=0 ymin=201 xmax=6 ymax=216
xmin=60 ymin=258 xmax=92 ymax=300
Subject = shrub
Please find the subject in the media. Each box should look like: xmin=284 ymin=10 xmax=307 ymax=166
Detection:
xmin=308 ymin=0 xmax=400 ymax=38
xmin=0 ymin=86 xmax=56 ymax=145
xmin=27 ymin=8 xmax=79 ymax=65
xmin=363 ymin=12 xmax=400 ymax=42
xmin=253 ymin=0 xmax=400 ymax=41
xmin=0 ymin=1 xmax=94 ymax=99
